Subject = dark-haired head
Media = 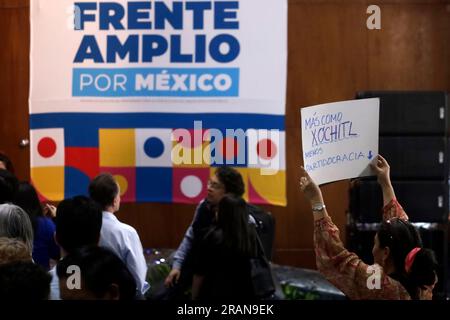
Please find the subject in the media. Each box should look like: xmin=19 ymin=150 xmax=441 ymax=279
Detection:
xmin=55 ymin=196 xmax=102 ymax=255
xmin=375 ymin=218 xmax=422 ymax=274
xmin=13 ymin=182 xmax=43 ymax=234
xmin=406 ymin=247 xmax=438 ymax=299
xmin=0 ymin=260 xmax=51 ymax=300
xmin=0 ymin=169 xmax=18 ymax=204
xmin=374 ymin=218 xmax=438 ymax=299
xmin=57 ymin=246 xmax=136 ymax=300
xmin=217 ymin=195 xmax=254 ymax=256
xmin=0 ymin=152 xmax=14 ymax=174
xmin=88 ymin=173 xmax=120 ymax=211
xmin=215 ymin=167 xmax=245 ymax=197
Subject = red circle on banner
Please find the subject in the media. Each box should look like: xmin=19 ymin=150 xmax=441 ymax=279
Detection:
xmin=37 ymin=137 xmax=57 ymax=158
xmin=220 ymin=137 xmax=239 ymax=160
xmin=257 ymin=139 xmax=277 ymax=160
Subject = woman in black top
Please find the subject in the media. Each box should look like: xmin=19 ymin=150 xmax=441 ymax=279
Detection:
xmin=192 ymin=195 xmax=257 ymax=301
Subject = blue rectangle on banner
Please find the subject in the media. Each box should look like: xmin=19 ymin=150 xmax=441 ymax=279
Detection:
xmin=72 ymin=68 xmax=239 ymax=97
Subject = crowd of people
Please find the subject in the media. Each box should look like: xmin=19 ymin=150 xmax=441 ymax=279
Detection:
xmin=0 ymin=152 xmax=147 ymax=300
xmin=0 ymin=151 xmax=440 ymax=300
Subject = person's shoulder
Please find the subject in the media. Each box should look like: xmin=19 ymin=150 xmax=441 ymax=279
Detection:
xmin=101 ymin=215 xmax=135 ymax=236
xmin=112 ymin=219 xmax=142 ymax=240
xmin=246 ymin=203 xmax=273 ymax=222
xmin=246 ymin=202 xmax=264 ymax=214
xmin=113 ymin=219 xmax=138 ymax=235
xmin=102 ymin=220 xmax=141 ymax=249
xmin=193 ymin=199 xmax=214 ymax=222
xmin=196 ymin=198 xmax=210 ymax=211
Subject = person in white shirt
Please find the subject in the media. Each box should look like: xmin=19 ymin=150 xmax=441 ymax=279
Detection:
xmin=88 ymin=173 xmax=149 ymax=298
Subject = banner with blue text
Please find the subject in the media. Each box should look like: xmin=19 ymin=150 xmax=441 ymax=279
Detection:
xmin=30 ymin=0 xmax=287 ymax=205
xmin=301 ymin=98 xmax=380 ymax=185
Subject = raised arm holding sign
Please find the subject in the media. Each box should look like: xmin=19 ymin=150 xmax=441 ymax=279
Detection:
xmin=298 ymin=156 xmax=439 ymax=300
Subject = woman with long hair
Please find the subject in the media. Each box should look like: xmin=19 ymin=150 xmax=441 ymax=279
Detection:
xmin=192 ymin=195 xmax=257 ymax=300
xmin=13 ymin=182 xmax=59 ymax=270
xmin=299 ymin=155 xmax=438 ymax=299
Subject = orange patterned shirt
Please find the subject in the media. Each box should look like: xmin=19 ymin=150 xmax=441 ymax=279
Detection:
xmin=314 ymin=199 xmax=412 ymax=300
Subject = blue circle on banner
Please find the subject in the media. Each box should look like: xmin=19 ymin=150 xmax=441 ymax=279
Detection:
xmin=144 ymin=137 xmax=164 ymax=158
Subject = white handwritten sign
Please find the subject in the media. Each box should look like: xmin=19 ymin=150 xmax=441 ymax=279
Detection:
xmin=301 ymin=98 xmax=379 ymax=185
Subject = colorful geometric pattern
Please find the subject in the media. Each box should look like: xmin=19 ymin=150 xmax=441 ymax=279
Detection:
xmin=30 ymin=128 xmax=64 ymax=167
xmin=173 ymin=168 xmax=210 ymax=203
xmin=136 ymin=129 xmax=172 ymax=167
xmin=172 ymin=129 xmax=211 ymax=168
xmin=30 ymin=113 xmax=286 ymax=206
xmin=30 ymin=0 xmax=287 ymax=206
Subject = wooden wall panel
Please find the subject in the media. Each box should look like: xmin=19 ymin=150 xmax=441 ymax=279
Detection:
xmin=0 ymin=0 xmax=27 ymax=8
xmin=367 ymin=4 xmax=450 ymax=89
xmin=1 ymin=0 xmax=449 ymax=270
xmin=282 ymin=2 xmax=369 ymax=266
xmin=0 ymin=1 xmax=29 ymax=181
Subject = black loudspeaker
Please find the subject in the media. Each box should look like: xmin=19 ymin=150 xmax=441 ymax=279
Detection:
xmin=356 ymin=91 xmax=448 ymax=135
xmin=350 ymin=180 xmax=448 ymax=223
xmin=379 ymin=137 xmax=447 ymax=179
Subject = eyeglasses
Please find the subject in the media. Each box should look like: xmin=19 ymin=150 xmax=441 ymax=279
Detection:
xmin=207 ymin=180 xmax=224 ymax=190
